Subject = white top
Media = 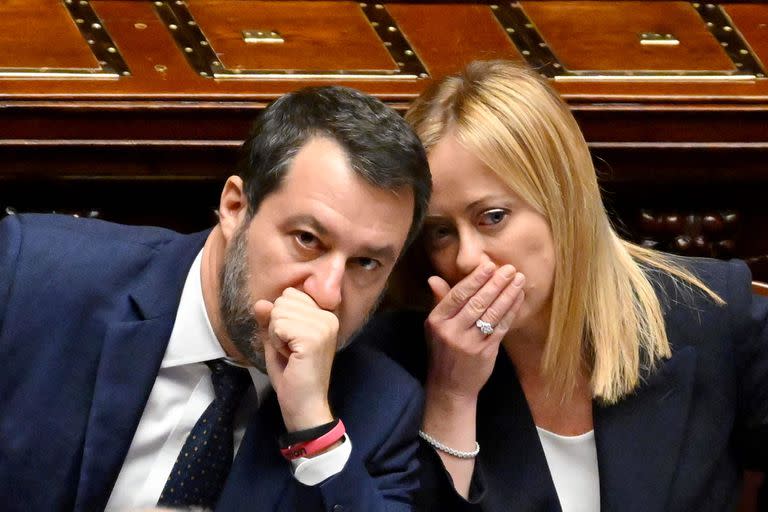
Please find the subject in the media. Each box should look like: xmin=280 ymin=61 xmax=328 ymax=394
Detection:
xmin=536 ymin=427 xmax=601 ymax=512
xmin=106 ymin=250 xmax=350 ymax=510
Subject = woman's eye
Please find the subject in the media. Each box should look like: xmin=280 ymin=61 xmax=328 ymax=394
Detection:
xmin=479 ymin=209 xmax=508 ymax=226
xmin=426 ymin=225 xmax=452 ymax=241
xmin=356 ymin=257 xmax=381 ymax=271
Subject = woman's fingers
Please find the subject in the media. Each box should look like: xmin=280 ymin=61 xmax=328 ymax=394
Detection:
xmin=455 ymin=264 xmax=517 ymax=328
xmin=428 ymin=275 xmax=452 ymax=305
xmin=430 ymin=259 xmax=496 ymax=319
xmin=475 ymin=272 xmax=526 ymax=331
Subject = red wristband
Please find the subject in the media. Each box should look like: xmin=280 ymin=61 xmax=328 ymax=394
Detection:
xmin=280 ymin=419 xmax=346 ymax=460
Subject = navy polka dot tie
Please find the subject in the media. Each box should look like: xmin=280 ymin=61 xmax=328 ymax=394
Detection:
xmin=158 ymin=359 xmax=252 ymax=509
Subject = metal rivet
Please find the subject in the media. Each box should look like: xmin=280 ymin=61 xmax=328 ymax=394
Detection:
xmin=169 ymin=24 xmax=178 ymax=30
xmin=553 ymin=63 xmax=562 ymax=68
xmin=92 ymin=23 xmax=102 ymax=29
xmin=706 ymin=22 xmax=714 ymax=27
xmin=706 ymin=3 xmax=715 ymax=8
xmin=234 ymin=68 xmax=242 ymax=74
xmin=122 ymin=71 xmax=130 ymax=76
xmin=155 ymin=1 xmax=162 ymax=6
xmin=397 ymin=61 xmax=404 ymax=66
xmin=212 ymin=61 xmax=221 ymax=66
xmin=539 ymin=42 xmax=547 ymax=47
xmin=188 ymin=20 xmax=196 ymax=26
xmin=154 ymin=64 xmax=167 ymax=72
xmin=99 ymin=60 xmax=107 ymax=65
xmin=525 ymin=23 xmax=533 ymax=29
xmin=176 ymin=0 xmax=183 ymax=4
xmin=375 ymin=3 xmax=383 ymax=8
xmin=388 ymin=26 xmax=397 ymax=32
xmin=107 ymin=46 xmax=116 ymax=53
xmin=491 ymin=4 xmax=498 ymax=9
xmin=184 ymin=47 xmax=193 ymax=53
xmin=371 ymin=21 xmax=379 ymax=27
xmin=506 ymin=27 xmax=515 ymax=33
xmin=692 ymin=2 xmax=700 ymax=7
xmin=419 ymin=72 xmax=428 ymax=78
xmin=522 ymin=50 xmax=530 ymax=55
xmin=75 ymin=18 xmax=84 ymax=23
xmin=200 ymin=71 xmax=208 ymax=76
xmin=405 ymin=49 xmax=413 ymax=56
xmin=740 ymin=49 xmax=748 ymax=55
xmin=736 ymin=62 xmax=743 ymax=67
xmin=723 ymin=26 xmax=732 ymax=32
xmin=87 ymin=39 xmax=94 ymax=44
xmin=721 ymin=42 xmax=728 ymax=47
xmin=384 ymin=41 xmax=392 ymax=47
xmin=134 ymin=22 xmax=147 ymax=30
xmin=79 ymin=0 xmax=87 ymax=4
xmin=359 ymin=3 xmax=367 ymax=7
xmin=200 ymin=40 xmax=208 ymax=46
xmin=757 ymin=73 xmax=765 ymax=78
xmin=65 ymin=0 xmax=72 ymax=4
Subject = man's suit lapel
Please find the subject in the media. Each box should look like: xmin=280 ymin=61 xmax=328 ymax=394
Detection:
xmin=217 ymin=392 xmax=294 ymax=511
xmin=478 ymin=352 xmax=562 ymax=511
xmin=595 ymin=346 xmax=697 ymax=511
xmin=74 ymin=230 xmax=209 ymax=512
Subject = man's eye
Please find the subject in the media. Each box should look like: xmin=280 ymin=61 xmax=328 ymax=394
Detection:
xmin=479 ymin=209 xmax=508 ymax=226
xmin=295 ymin=231 xmax=320 ymax=249
xmin=356 ymin=257 xmax=380 ymax=271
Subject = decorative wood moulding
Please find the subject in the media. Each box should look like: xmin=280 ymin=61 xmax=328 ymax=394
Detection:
xmin=492 ymin=1 xmax=766 ymax=81
xmin=0 ymin=0 xmax=130 ymax=79
xmin=636 ymin=209 xmax=740 ymax=258
xmin=153 ymin=0 xmax=427 ymax=80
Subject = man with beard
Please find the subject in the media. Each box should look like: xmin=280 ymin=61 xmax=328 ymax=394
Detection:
xmin=0 ymin=86 xmax=431 ymax=512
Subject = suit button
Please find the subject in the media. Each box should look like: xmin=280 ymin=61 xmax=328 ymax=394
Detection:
xmin=332 ymin=506 xmax=344 ymax=512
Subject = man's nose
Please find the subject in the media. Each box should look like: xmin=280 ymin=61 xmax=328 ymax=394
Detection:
xmin=302 ymin=255 xmax=344 ymax=311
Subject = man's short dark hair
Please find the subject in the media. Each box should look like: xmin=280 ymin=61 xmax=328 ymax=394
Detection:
xmin=235 ymin=85 xmax=431 ymax=250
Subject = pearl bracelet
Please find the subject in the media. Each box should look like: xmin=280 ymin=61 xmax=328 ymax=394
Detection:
xmin=418 ymin=430 xmax=480 ymax=459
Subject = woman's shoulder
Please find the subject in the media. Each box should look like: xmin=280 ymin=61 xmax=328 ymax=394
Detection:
xmin=649 ymin=255 xmax=752 ymax=310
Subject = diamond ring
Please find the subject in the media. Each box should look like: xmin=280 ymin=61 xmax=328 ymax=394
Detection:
xmin=475 ymin=319 xmax=494 ymax=336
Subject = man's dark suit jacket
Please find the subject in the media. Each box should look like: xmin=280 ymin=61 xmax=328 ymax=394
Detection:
xmin=363 ymin=257 xmax=768 ymax=511
xmin=0 ymin=213 xmax=423 ymax=512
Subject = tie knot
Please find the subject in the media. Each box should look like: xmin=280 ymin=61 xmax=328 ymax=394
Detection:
xmin=205 ymin=359 xmax=252 ymax=404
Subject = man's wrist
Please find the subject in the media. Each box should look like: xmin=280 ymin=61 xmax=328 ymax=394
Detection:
xmin=282 ymin=402 xmax=334 ymax=432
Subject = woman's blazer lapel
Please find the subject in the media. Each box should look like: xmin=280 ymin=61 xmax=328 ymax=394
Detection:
xmin=477 ymin=344 xmax=697 ymax=512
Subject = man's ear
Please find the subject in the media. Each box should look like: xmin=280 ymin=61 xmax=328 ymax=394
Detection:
xmin=218 ymin=175 xmax=248 ymax=243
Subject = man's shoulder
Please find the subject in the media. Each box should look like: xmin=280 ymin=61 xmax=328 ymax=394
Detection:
xmin=3 ymin=213 xmax=182 ymax=250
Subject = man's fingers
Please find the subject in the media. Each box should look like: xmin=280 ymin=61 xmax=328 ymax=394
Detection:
xmin=254 ymin=299 xmax=274 ymax=329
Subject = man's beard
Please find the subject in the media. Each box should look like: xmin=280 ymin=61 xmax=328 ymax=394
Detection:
xmin=218 ymin=222 xmax=388 ymax=370
xmin=219 ymin=223 xmax=266 ymax=371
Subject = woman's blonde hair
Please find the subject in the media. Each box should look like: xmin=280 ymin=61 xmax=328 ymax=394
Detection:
xmin=406 ymin=61 xmax=722 ymax=403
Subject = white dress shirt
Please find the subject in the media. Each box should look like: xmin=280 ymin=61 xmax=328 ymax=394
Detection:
xmin=106 ymin=250 xmax=350 ymax=511
xmin=537 ymin=427 xmax=601 ymax=512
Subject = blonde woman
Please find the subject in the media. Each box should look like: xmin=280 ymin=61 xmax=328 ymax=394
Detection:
xmin=361 ymin=61 xmax=768 ymax=511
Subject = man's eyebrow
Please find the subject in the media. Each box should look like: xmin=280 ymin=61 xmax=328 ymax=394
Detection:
xmin=361 ymin=244 xmax=397 ymax=262
xmin=288 ymin=214 xmax=397 ymax=262
xmin=287 ymin=215 xmax=329 ymax=237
